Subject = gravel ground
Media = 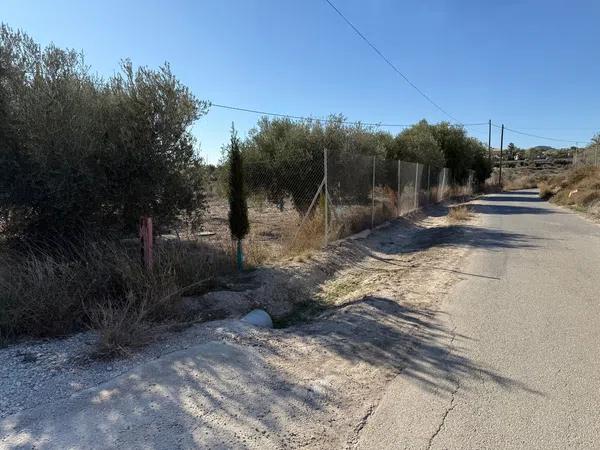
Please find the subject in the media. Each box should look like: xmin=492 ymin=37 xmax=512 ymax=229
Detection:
xmin=1 ymin=203 xmax=475 ymax=437
xmin=0 ymin=319 xmax=254 ymax=419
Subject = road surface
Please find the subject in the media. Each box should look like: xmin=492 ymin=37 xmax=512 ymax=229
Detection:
xmin=358 ymin=189 xmax=600 ymax=449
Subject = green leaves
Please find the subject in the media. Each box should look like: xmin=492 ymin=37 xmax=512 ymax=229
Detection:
xmin=0 ymin=25 xmax=208 ymax=240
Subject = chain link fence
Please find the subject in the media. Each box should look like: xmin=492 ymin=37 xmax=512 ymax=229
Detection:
xmin=574 ymin=144 xmax=600 ymax=167
xmin=204 ymin=150 xmax=474 ymax=263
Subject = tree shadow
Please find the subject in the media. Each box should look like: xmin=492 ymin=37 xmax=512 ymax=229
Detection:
xmin=482 ymin=195 xmax=545 ymax=203
xmin=0 ymin=296 xmax=543 ymax=449
xmin=470 ymin=204 xmax=560 ymax=215
xmin=499 ymin=190 xmax=538 ymax=196
xmin=286 ymin=297 xmax=542 ymax=396
xmin=375 ymin=225 xmax=542 ymax=255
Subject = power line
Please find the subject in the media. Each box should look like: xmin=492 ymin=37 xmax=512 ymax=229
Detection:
xmin=504 ymin=127 xmax=599 ymax=131
xmin=211 ymin=102 xmax=486 ymax=129
xmin=211 ymin=102 xmax=412 ymax=127
xmin=322 ymin=0 xmax=460 ymax=123
xmin=216 ymin=103 xmax=591 ymax=146
xmin=491 ymin=123 xmax=590 ymax=145
xmin=462 ymin=122 xmax=490 ymax=127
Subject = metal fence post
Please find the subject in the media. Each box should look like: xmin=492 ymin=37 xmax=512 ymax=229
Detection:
xmin=397 ymin=160 xmax=401 ymax=217
xmin=324 ymin=147 xmax=328 ymax=246
xmin=414 ymin=163 xmax=419 ymax=210
xmin=427 ymin=165 xmax=431 ymax=204
xmin=439 ymin=168 xmax=446 ymax=202
xmin=371 ymin=155 xmax=376 ymax=228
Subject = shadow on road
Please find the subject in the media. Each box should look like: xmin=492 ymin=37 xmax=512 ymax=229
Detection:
xmin=379 ymin=225 xmax=542 ymax=254
xmin=498 ymin=189 xmax=539 ymax=195
xmin=482 ymin=195 xmax=545 ymax=203
xmin=470 ymin=204 xmax=560 ymax=215
xmin=286 ymin=296 xmax=543 ymax=396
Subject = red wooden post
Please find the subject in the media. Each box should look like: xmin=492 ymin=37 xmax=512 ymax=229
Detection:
xmin=140 ymin=216 xmax=153 ymax=270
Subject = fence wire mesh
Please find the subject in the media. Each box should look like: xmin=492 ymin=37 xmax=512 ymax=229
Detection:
xmin=398 ymin=161 xmax=417 ymax=214
xmin=575 ymin=145 xmax=600 ymax=167
xmin=327 ymin=152 xmax=373 ymax=240
xmin=205 ymin=150 xmax=475 ymax=263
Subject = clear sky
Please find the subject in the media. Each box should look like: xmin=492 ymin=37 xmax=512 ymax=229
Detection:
xmin=2 ymin=0 xmax=599 ymax=162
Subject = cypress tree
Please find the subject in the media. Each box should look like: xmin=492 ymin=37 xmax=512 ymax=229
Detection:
xmin=228 ymin=125 xmax=249 ymax=270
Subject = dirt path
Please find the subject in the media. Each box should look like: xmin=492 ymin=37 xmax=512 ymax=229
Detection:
xmin=1 ymin=205 xmax=478 ymax=449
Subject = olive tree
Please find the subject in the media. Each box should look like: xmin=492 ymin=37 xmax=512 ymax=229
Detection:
xmin=0 ymin=24 xmax=209 ymax=241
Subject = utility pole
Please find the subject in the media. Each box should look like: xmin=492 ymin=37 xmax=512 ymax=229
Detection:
xmin=499 ymin=124 xmax=504 ymax=187
xmin=488 ymin=119 xmax=492 ymax=161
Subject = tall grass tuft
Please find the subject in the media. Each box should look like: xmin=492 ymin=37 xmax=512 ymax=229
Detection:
xmin=538 ymin=182 xmax=553 ymax=199
xmin=0 ymin=239 xmax=231 ymax=354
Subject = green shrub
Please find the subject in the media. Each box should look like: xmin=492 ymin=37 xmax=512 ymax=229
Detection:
xmin=0 ymin=24 xmax=208 ymax=241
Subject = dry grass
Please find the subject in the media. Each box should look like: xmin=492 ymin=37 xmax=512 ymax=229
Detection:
xmin=503 ymin=172 xmax=544 ymax=190
xmin=537 ymin=166 xmax=600 ymax=217
xmin=87 ymin=294 xmax=155 ymax=357
xmin=283 ymin=211 xmax=328 ymax=255
xmin=0 ymin=239 xmax=231 ymax=354
xmin=275 ymin=202 xmax=395 ymax=257
xmin=500 ymin=166 xmax=565 ymax=191
xmin=538 ymin=181 xmax=553 ymax=199
xmin=448 ymin=205 xmax=470 ymax=222
xmin=505 ymin=175 xmax=536 ymax=190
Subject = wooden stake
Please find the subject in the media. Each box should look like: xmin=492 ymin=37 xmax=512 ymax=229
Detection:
xmin=140 ymin=216 xmax=153 ymax=270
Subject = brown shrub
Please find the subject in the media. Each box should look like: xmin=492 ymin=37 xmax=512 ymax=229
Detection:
xmin=566 ymin=165 xmax=599 ymax=185
xmin=538 ymin=182 xmax=554 ymax=199
xmin=579 ymin=190 xmax=600 ymax=206
xmin=542 ymin=165 xmax=600 ymax=208
xmin=504 ymin=175 xmax=539 ymax=190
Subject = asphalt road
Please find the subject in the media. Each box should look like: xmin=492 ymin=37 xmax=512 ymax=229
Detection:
xmin=358 ymin=189 xmax=600 ymax=449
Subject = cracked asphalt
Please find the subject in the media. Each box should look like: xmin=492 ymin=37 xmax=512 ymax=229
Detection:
xmin=357 ymin=190 xmax=600 ymax=449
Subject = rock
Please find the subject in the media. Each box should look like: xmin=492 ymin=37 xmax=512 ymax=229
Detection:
xmin=241 ymin=309 xmax=273 ymax=329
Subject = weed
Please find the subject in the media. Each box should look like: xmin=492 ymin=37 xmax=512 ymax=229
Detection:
xmin=448 ymin=205 xmax=470 ymax=221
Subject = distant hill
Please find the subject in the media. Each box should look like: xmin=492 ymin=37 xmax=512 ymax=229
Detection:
xmin=528 ymin=145 xmax=556 ymax=152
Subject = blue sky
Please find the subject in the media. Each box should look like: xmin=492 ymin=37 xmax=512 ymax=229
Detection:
xmin=2 ymin=0 xmax=599 ymax=162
